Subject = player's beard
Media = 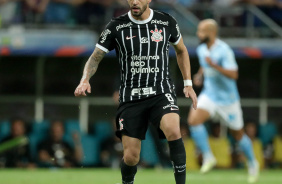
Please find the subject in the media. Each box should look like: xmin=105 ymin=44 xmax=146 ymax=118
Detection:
xmin=199 ymin=36 xmax=210 ymax=44
xmin=131 ymin=4 xmax=147 ymax=17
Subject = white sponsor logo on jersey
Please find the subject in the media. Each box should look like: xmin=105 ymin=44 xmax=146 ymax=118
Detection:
xmin=116 ymin=22 xmax=133 ymax=31
xmin=131 ymin=87 xmax=156 ymax=96
xmin=141 ymin=37 xmax=149 ymax=43
xmin=126 ymin=36 xmax=136 ymax=40
xmin=150 ymin=28 xmax=163 ymax=43
xmin=100 ymin=29 xmax=111 ymax=43
xmin=130 ymin=59 xmax=160 ymax=75
xmin=131 ymin=55 xmax=160 ymax=60
xmin=163 ymin=104 xmax=179 ymax=110
xmin=131 ymin=67 xmax=159 ymax=75
xmin=151 ymin=19 xmax=169 ymax=26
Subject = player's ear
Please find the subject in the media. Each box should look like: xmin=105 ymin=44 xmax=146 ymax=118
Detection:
xmin=148 ymin=0 xmax=152 ymax=4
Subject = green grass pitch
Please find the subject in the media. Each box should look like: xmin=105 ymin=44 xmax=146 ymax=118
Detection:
xmin=1 ymin=169 xmax=282 ymax=184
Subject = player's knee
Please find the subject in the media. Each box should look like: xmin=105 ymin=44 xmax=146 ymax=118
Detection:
xmin=123 ymin=149 xmax=140 ymax=166
xmin=231 ymin=129 xmax=244 ymax=141
xmin=188 ymin=116 xmax=199 ymax=126
xmin=165 ymin=128 xmax=181 ymax=141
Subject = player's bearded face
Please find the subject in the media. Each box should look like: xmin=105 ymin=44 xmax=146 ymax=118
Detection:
xmin=199 ymin=36 xmax=210 ymax=44
xmin=129 ymin=0 xmax=148 ymax=17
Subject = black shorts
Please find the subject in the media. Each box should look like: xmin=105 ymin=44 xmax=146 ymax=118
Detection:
xmin=115 ymin=93 xmax=180 ymax=140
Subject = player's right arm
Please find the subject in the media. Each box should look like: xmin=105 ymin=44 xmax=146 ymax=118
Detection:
xmin=74 ymin=19 xmax=116 ymax=97
xmin=74 ymin=48 xmax=106 ymax=97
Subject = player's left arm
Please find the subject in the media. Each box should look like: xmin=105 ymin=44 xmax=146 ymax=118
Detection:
xmin=206 ymin=57 xmax=238 ymax=79
xmin=205 ymin=47 xmax=238 ymax=80
xmin=173 ymin=37 xmax=197 ymax=110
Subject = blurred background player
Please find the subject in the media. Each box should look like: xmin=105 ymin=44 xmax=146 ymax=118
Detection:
xmin=187 ymin=19 xmax=259 ymax=183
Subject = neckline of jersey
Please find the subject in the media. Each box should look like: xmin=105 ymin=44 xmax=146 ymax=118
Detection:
xmin=205 ymin=39 xmax=220 ymax=54
xmin=128 ymin=8 xmax=154 ymax=24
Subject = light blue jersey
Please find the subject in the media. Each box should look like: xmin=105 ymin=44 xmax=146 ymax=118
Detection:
xmin=197 ymin=39 xmax=240 ymax=105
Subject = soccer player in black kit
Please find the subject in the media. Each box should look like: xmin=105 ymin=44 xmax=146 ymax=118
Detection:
xmin=74 ymin=0 xmax=197 ymax=183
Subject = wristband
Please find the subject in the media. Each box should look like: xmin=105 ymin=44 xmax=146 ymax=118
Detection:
xmin=184 ymin=79 xmax=192 ymax=87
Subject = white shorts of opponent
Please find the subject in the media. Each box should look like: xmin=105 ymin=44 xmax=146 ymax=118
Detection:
xmin=196 ymin=94 xmax=244 ymax=130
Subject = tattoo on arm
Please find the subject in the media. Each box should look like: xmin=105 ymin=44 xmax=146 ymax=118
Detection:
xmin=81 ymin=48 xmax=106 ymax=82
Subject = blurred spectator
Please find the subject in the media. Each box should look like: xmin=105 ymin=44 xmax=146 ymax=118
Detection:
xmin=213 ymin=0 xmax=241 ymax=7
xmin=22 ymin=0 xmax=49 ymax=23
xmin=245 ymin=0 xmax=282 ymax=26
xmin=155 ymin=0 xmax=175 ymax=5
xmin=246 ymin=0 xmax=277 ymax=6
xmin=76 ymin=0 xmax=114 ymax=27
xmin=176 ymin=0 xmax=196 ymax=7
xmin=245 ymin=120 xmax=264 ymax=169
xmin=0 ymin=0 xmax=19 ymax=25
xmin=113 ymin=0 xmax=129 ymax=17
xmin=37 ymin=120 xmax=83 ymax=168
xmin=44 ymin=0 xmax=84 ymax=24
xmin=272 ymin=123 xmax=282 ymax=167
xmin=0 ymin=118 xmax=34 ymax=168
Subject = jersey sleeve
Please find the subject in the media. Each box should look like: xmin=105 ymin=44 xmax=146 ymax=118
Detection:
xmin=221 ymin=46 xmax=238 ymax=70
xmin=168 ymin=15 xmax=182 ymax=45
xmin=96 ymin=20 xmax=116 ymax=53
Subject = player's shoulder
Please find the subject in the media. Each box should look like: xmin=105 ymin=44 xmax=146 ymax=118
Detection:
xmin=216 ymin=39 xmax=232 ymax=52
xmin=153 ymin=9 xmax=177 ymax=22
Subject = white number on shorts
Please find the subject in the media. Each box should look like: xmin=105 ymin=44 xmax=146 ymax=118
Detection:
xmin=165 ymin=93 xmax=174 ymax=104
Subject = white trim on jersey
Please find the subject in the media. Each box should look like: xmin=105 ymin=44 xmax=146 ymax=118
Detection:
xmin=171 ymin=34 xmax=182 ymax=45
xmin=160 ymin=28 xmax=166 ymax=93
xmin=128 ymin=9 xmax=154 ymax=24
xmin=166 ymin=34 xmax=172 ymax=93
xmin=153 ymin=24 xmax=159 ymax=87
xmin=115 ymin=38 xmax=124 ymax=85
xmin=130 ymin=27 xmax=134 ymax=101
xmin=121 ymin=31 xmax=128 ymax=102
xmin=95 ymin=44 xmax=109 ymax=53
xmin=137 ymin=25 xmax=142 ymax=99
xmin=146 ymin=24 xmax=150 ymax=92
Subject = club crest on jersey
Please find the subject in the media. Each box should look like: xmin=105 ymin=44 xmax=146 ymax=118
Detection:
xmin=150 ymin=28 xmax=163 ymax=43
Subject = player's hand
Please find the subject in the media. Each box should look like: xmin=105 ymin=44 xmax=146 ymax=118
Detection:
xmin=205 ymin=57 xmax=216 ymax=67
xmin=193 ymin=73 xmax=203 ymax=87
xmin=74 ymin=80 xmax=91 ymax=97
xmin=183 ymin=86 xmax=197 ymax=110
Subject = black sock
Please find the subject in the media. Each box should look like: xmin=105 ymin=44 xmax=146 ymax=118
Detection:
xmin=121 ymin=160 xmax=137 ymax=184
xmin=168 ymin=138 xmax=186 ymax=184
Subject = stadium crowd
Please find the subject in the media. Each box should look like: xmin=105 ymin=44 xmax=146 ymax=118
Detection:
xmin=0 ymin=117 xmax=281 ymax=169
xmin=0 ymin=0 xmax=282 ymax=27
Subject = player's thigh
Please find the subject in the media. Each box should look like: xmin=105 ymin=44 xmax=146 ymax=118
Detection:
xmin=218 ymin=101 xmax=244 ymax=131
xmin=149 ymin=93 xmax=180 ymax=140
xmin=116 ymin=102 xmax=149 ymax=140
xmin=188 ymin=108 xmax=210 ymax=126
xmin=159 ymin=113 xmax=181 ymax=141
xmin=188 ymin=94 xmax=212 ymax=126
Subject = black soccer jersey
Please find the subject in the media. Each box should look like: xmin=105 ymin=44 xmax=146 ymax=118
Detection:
xmin=96 ymin=9 xmax=182 ymax=103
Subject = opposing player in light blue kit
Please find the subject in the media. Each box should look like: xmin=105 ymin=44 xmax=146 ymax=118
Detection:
xmin=187 ymin=19 xmax=259 ymax=183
